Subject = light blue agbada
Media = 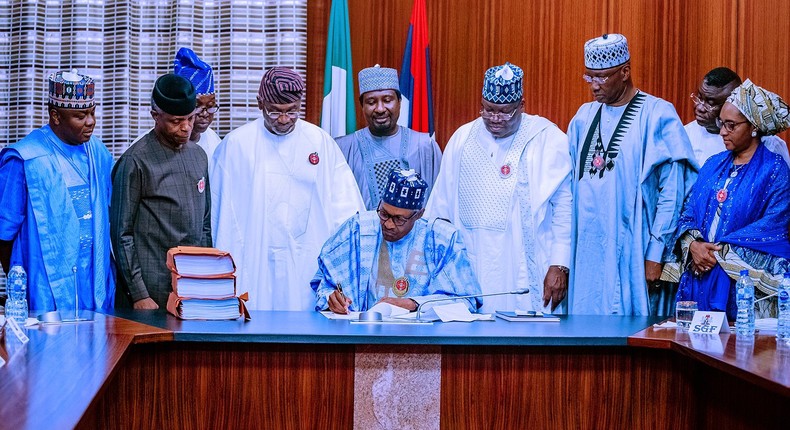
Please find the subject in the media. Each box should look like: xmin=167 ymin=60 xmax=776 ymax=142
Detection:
xmin=335 ymin=127 xmax=442 ymax=211
xmin=311 ymin=211 xmax=482 ymax=311
xmin=0 ymin=125 xmax=115 ymax=312
xmin=568 ymin=92 xmax=697 ymax=315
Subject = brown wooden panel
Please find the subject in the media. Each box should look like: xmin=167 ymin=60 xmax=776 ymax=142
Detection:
xmin=607 ymin=0 xmax=739 ymax=126
xmin=630 ymin=327 xmax=790 ymax=396
xmin=440 ymin=346 xmax=694 ymax=429
xmin=307 ymin=0 xmax=788 ymax=147
xmin=82 ymin=343 xmax=355 ymax=430
xmin=736 ymin=0 xmax=790 ymax=143
xmin=695 ymin=361 xmax=789 ymax=430
xmin=305 ymin=0 xmax=330 ymax=126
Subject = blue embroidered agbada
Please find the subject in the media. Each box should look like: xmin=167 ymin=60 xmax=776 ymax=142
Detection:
xmin=0 ymin=125 xmax=115 ymax=312
xmin=675 ymin=143 xmax=790 ymax=318
xmin=311 ymin=211 xmax=482 ymax=312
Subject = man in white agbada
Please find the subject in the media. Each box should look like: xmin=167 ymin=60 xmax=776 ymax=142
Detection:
xmin=425 ymin=62 xmax=573 ymax=314
xmin=686 ymin=67 xmax=789 ymax=168
xmin=211 ymin=67 xmax=364 ymax=310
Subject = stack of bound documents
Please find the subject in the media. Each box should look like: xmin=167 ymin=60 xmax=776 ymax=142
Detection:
xmin=165 ymin=246 xmax=249 ymax=320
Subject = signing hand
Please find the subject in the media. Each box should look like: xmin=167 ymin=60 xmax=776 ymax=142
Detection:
xmin=327 ymin=290 xmax=352 ymax=314
xmin=688 ymin=241 xmax=721 ymax=274
xmin=543 ymin=266 xmax=568 ymax=312
xmin=133 ymin=297 xmax=159 ymax=310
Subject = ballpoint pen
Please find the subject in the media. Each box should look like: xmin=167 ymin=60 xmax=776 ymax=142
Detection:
xmin=335 ymin=282 xmax=346 ymax=301
xmin=335 ymin=282 xmax=349 ymax=313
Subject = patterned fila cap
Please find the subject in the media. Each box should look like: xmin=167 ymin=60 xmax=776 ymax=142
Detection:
xmin=584 ymin=33 xmax=630 ymax=70
xmin=382 ymin=169 xmax=428 ymax=210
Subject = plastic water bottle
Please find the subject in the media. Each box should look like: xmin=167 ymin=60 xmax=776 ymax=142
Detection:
xmin=735 ymin=270 xmax=755 ymax=336
xmin=5 ymin=265 xmax=28 ymax=324
xmin=777 ymin=272 xmax=790 ymax=342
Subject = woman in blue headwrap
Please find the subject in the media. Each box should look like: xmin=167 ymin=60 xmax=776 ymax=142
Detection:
xmin=674 ymin=79 xmax=790 ymax=320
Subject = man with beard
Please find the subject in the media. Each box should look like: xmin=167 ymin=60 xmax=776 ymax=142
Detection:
xmin=567 ymin=34 xmax=697 ymax=316
xmin=425 ymin=63 xmax=573 ymax=314
xmin=336 ymin=65 xmax=441 ymax=210
xmin=685 ymin=67 xmax=789 ymax=167
xmin=212 ymin=67 xmax=363 ymax=311
xmin=312 ymin=169 xmax=481 ymax=313
xmin=0 ymin=70 xmax=115 ymax=312
xmin=111 ymin=74 xmax=212 ymax=310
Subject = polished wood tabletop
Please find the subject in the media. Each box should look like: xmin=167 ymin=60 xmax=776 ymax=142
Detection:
xmin=629 ymin=324 xmax=790 ymax=397
xmin=0 ymin=314 xmax=171 ymax=430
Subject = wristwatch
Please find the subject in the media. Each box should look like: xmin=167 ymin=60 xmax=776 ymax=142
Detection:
xmin=551 ymin=265 xmax=570 ymax=275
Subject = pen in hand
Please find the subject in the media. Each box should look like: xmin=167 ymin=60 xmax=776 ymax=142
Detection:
xmin=335 ymin=282 xmax=349 ymax=314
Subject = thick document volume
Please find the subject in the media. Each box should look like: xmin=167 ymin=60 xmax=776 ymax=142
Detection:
xmin=165 ymin=246 xmax=250 ymax=320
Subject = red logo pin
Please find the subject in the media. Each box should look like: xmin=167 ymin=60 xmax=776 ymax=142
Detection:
xmin=308 ymin=152 xmax=319 ymax=165
xmin=500 ymin=163 xmax=512 ymax=178
xmin=197 ymin=177 xmax=206 ymax=193
xmin=393 ymin=277 xmax=410 ymax=297
xmin=716 ymin=189 xmax=728 ymax=203
xmin=593 ymin=154 xmax=605 ymax=169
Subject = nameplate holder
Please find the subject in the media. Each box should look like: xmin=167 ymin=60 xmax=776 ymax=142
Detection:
xmin=6 ymin=318 xmax=30 ymax=344
xmin=688 ymin=311 xmax=730 ymax=335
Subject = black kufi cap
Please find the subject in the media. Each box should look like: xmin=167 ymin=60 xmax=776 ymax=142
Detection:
xmin=153 ymin=73 xmax=196 ymax=115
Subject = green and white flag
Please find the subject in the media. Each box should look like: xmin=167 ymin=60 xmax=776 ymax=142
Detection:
xmin=320 ymin=0 xmax=356 ymax=138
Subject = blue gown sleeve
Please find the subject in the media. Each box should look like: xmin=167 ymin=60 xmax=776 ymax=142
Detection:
xmin=0 ymin=155 xmax=27 ymax=241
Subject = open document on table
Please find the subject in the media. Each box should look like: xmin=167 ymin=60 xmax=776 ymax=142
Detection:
xmin=321 ymin=302 xmax=493 ymax=323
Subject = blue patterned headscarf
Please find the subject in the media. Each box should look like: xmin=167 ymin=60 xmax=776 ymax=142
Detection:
xmin=483 ymin=63 xmax=523 ymax=104
xmin=727 ymin=79 xmax=790 ymax=136
xmin=173 ymin=48 xmax=214 ymax=95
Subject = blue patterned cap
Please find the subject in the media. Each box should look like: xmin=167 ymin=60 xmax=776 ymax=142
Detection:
xmin=174 ymin=48 xmax=214 ymax=95
xmin=358 ymin=64 xmax=399 ymax=95
xmin=382 ymin=169 xmax=428 ymax=210
xmin=584 ymin=34 xmax=630 ymax=70
xmin=482 ymin=63 xmax=523 ymax=104
xmin=48 ymin=70 xmax=95 ymax=109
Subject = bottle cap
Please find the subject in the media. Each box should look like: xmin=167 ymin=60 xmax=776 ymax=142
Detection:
xmin=740 ymin=270 xmax=749 ymax=276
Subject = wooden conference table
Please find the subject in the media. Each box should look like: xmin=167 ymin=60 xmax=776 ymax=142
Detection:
xmin=0 ymin=311 xmax=787 ymax=430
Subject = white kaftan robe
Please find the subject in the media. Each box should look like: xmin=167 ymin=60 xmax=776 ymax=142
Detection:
xmin=425 ymin=114 xmax=573 ymax=314
xmin=211 ymin=118 xmax=364 ymax=310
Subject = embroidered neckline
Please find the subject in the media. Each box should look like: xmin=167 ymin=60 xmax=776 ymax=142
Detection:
xmin=578 ymin=91 xmax=646 ymax=180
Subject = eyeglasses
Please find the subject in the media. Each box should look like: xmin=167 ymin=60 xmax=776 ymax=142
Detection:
xmin=377 ymin=204 xmax=419 ymax=227
xmin=197 ymin=105 xmax=220 ymax=115
xmin=265 ymin=108 xmax=300 ymax=120
xmin=479 ymin=107 xmax=519 ymax=121
xmin=716 ymin=117 xmax=750 ymax=132
xmin=690 ymin=93 xmax=715 ymax=112
xmin=582 ymin=66 xmax=623 ymax=85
